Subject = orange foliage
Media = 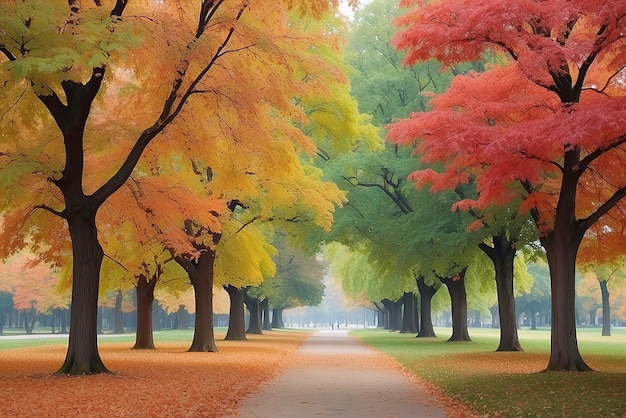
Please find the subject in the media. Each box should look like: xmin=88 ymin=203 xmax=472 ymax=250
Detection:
xmin=0 ymin=252 xmax=69 ymax=313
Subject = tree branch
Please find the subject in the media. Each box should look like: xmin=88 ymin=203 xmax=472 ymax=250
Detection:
xmin=104 ymin=253 xmax=128 ymax=272
xmin=519 ymin=179 xmax=541 ymax=226
xmin=92 ymin=2 xmax=249 ymax=208
xmin=34 ymin=204 xmax=65 ymax=218
xmin=578 ymin=186 xmax=626 ymax=233
xmin=236 ymin=216 xmax=260 ymax=233
xmin=0 ymin=47 xmax=16 ymax=61
xmin=577 ymin=134 xmax=626 ymax=175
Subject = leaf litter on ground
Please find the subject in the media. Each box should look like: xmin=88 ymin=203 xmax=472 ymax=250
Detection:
xmin=0 ymin=331 xmax=307 ymax=418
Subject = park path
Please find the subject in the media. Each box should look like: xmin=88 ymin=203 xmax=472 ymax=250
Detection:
xmin=222 ymin=329 xmax=452 ymax=418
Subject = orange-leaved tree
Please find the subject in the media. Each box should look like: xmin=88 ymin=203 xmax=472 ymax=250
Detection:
xmin=115 ymin=7 xmax=365 ymax=350
xmin=388 ymin=0 xmax=626 ymax=371
xmin=0 ymin=252 xmax=70 ymax=334
xmin=0 ymin=0 xmax=353 ymax=374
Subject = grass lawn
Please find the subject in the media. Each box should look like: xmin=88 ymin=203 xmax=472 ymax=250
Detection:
xmin=352 ymin=326 xmax=626 ymax=417
xmin=0 ymin=328 xmax=221 ymax=350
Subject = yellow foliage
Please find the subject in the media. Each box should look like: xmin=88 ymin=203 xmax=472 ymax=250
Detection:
xmin=216 ymin=220 xmax=276 ymax=288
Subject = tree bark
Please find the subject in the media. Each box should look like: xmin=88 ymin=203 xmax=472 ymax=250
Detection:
xmin=261 ymin=298 xmax=272 ymax=330
xmin=599 ymin=280 xmax=611 ymax=337
xmin=57 ymin=212 xmax=108 ymax=374
xmin=271 ymin=307 xmax=285 ymax=328
xmin=529 ymin=309 xmax=537 ymax=330
xmin=400 ymin=292 xmax=418 ymax=333
xmin=224 ymin=285 xmax=246 ymax=341
xmin=114 ymin=290 xmax=124 ymax=334
xmin=24 ymin=308 xmax=37 ymax=335
xmin=381 ymin=299 xmax=392 ymax=329
xmin=185 ymin=250 xmax=218 ymax=352
xmin=176 ymin=306 xmax=189 ymax=329
xmin=152 ymin=302 xmax=161 ymax=331
xmin=389 ymin=298 xmax=403 ymax=331
xmin=440 ymin=269 xmax=471 ymax=342
xmin=479 ymin=234 xmax=523 ymax=351
xmin=537 ymin=162 xmax=590 ymax=371
xmin=589 ymin=309 xmax=597 ymax=327
xmin=244 ymin=293 xmax=263 ymax=334
xmin=416 ymin=276 xmax=437 ymax=338
xmin=133 ymin=273 xmax=157 ymax=349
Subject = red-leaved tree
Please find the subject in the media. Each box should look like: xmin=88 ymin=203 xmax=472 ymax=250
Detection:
xmin=388 ymin=0 xmax=626 ymax=371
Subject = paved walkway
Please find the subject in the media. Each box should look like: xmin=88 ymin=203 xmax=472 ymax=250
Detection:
xmin=223 ymin=330 xmax=450 ymax=418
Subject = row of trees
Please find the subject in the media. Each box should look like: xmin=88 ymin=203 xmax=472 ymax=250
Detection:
xmin=0 ymin=0 xmax=367 ymax=374
xmin=316 ymin=0 xmax=626 ymax=373
xmin=2 ymin=0 xmax=626 ymax=376
xmin=0 ymin=239 xmax=325 ymax=339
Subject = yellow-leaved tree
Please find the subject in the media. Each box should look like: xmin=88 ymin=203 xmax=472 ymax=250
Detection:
xmin=0 ymin=0 xmax=360 ymax=374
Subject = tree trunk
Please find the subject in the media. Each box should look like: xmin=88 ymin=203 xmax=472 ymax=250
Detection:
xmin=261 ymin=298 xmax=272 ymax=330
xmin=244 ymin=294 xmax=263 ymax=334
xmin=416 ymin=276 xmax=437 ymax=338
xmin=55 ymin=307 xmax=68 ymax=334
xmin=489 ymin=305 xmax=500 ymax=328
xmin=57 ymin=213 xmax=108 ymax=374
xmin=271 ymin=307 xmax=284 ymax=328
xmin=114 ymin=290 xmax=124 ymax=334
xmin=224 ymin=285 xmax=246 ymax=341
xmin=133 ymin=273 xmax=157 ymax=349
xmin=24 ymin=308 xmax=37 ymax=335
xmin=599 ymin=280 xmax=611 ymax=337
xmin=589 ymin=309 xmax=597 ymax=327
xmin=529 ymin=309 xmax=537 ymax=330
xmin=186 ymin=250 xmax=218 ymax=352
xmin=381 ymin=299 xmax=392 ymax=329
xmin=536 ymin=148 xmax=592 ymax=371
xmin=480 ymin=234 xmax=523 ymax=351
xmin=400 ymin=292 xmax=418 ymax=333
xmin=440 ymin=269 xmax=471 ymax=342
xmin=152 ymin=302 xmax=161 ymax=331
xmin=176 ymin=306 xmax=189 ymax=329
xmin=389 ymin=298 xmax=403 ymax=331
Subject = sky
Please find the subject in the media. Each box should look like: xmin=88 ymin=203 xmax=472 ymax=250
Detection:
xmin=339 ymin=0 xmax=373 ymax=20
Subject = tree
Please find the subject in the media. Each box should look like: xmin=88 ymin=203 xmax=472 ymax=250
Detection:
xmin=223 ymin=285 xmax=247 ymax=341
xmin=0 ymin=252 xmax=70 ymax=334
xmin=132 ymin=264 xmax=161 ymax=349
xmin=578 ymin=263 xmax=626 ymax=336
xmin=516 ymin=263 xmax=551 ymax=330
xmin=217 ymin=219 xmax=276 ymax=340
xmin=0 ymin=0 xmax=355 ymax=374
xmin=266 ymin=235 xmax=326 ymax=327
xmin=0 ymin=291 xmax=13 ymax=335
xmin=244 ymin=288 xmax=264 ymax=335
xmin=337 ymin=0 xmax=523 ymax=346
xmin=390 ymin=0 xmax=626 ymax=371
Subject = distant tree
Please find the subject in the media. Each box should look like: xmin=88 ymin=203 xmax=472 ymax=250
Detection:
xmin=578 ymin=263 xmax=626 ymax=336
xmin=0 ymin=291 xmax=13 ymax=335
xmin=268 ymin=236 xmax=326 ymax=328
xmin=516 ymin=264 xmax=551 ymax=331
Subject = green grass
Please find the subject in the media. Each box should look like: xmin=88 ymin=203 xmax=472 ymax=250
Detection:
xmin=352 ymin=327 xmax=626 ymax=417
xmin=3 ymin=326 xmax=625 ymax=416
xmin=0 ymin=328 xmax=227 ymax=350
